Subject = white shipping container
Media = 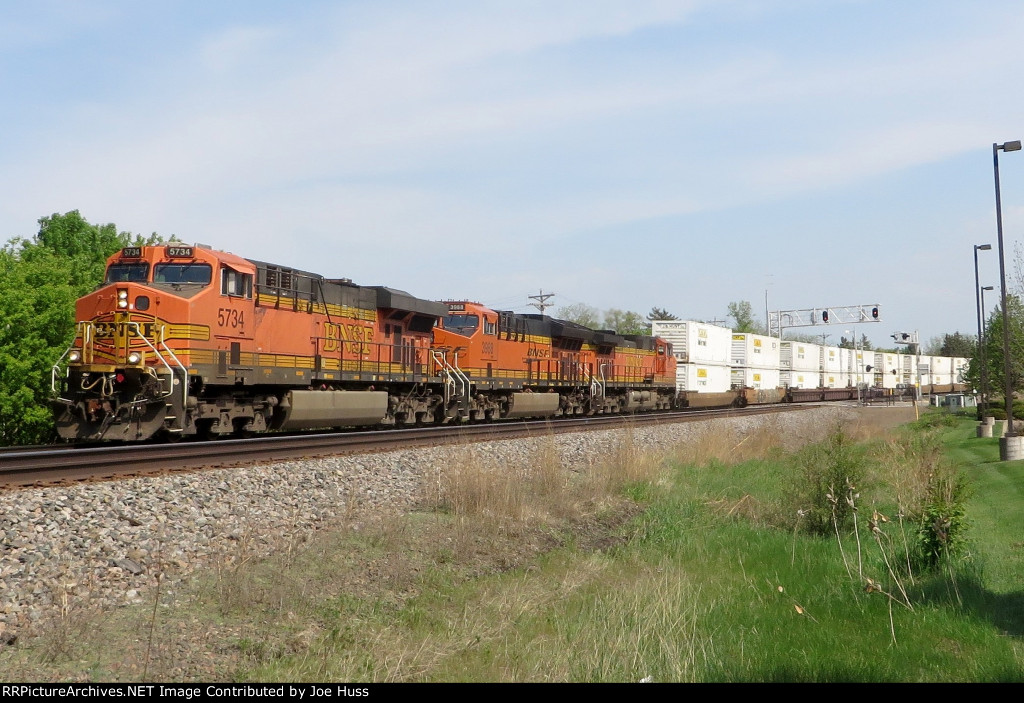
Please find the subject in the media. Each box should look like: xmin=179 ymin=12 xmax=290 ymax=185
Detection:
xmin=851 ymin=350 xmax=873 ymax=386
xmin=901 ymin=354 xmax=918 ymax=375
xmin=731 ymin=366 xmax=781 ymax=389
xmin=731 ymin=333 xmax=781 ymax=369
xmin=652 ymin=320 xmax=732 ymax=365
xmin=781 ymin=341 xmax=822 ymax=372
xmin=931 ymin=356 xmax=953 ymax=375
xmin=839 ymin=347 xmax=853 ymax=374
xmin=821 ymin=346 xmax=843 ymax=374
xmin=782 ymin=369 xmax=821 ymax=389
xmin=822 ymin=371 xmax=848 ymax=388
xmin=953 ymin=357 xmax=970 ymax=383
xmin=932 ymin=373 xmax=953 ymax=387
xmin=676 ymin=362 xmax=732 ymax=393
xmin=874 ymin=352 xmax=901 ymax=389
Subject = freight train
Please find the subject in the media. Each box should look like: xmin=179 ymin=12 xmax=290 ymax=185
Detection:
xmin=652 ymin=319 xmax=970 ymax=408
xmin=51 ymin=244 xmax=677 ymax=441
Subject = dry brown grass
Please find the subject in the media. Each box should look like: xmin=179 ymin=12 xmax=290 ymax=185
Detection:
xmin=668 ymin=420 xmax=785 ymax=467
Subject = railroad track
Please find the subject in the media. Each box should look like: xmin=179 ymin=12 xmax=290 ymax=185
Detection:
xmin=0 ymin=404 xmax=806 ymax=489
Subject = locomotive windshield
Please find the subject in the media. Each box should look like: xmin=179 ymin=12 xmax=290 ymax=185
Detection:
xmin=443 ymin=314 xmax=479 ymax=336
xmin=105 ymin=263 xmax=150 ymax=283
xmin=153 ymin=263 xmax=213 ymax=285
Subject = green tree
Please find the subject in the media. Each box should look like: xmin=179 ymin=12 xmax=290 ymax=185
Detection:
xmin=603 ymin=309 xmax=650 ymax=335
xmin=727 ymin=300 xmax=763 ymax=334
xmin=646 ymin=307 xmax=679 ymax=322
xmin=555 ymin=303 xmax=601 ymax=329
xmin=0 ymin=246 xmax=79 ymax=444
xmin=29 ymin=210 xmax=167 ymax=293
xmin=980 ymin=295 xmax=1024 ymax=407
xmin=938 ymin=332 xmax=977 ymax=358
xmin=0 ymin=211 xmax=172 ymax=445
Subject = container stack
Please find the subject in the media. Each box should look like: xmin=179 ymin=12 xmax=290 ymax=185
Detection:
xmin=651 ymin=320 xmax=733 ymax=393
xmin=821 ymin=345 xmax=845 ymax=388
xmin=781 ymin=341 xmax=822 ymax=389
xmin=871 ymin=352 xmax=901 ymax=389
xmin=931 ymin=355 xmax=954 ymax=388
xmin=730 ymin=333 xmax=781 ymax=389
xmin=901 ymin=353 xmax=918 ymax=387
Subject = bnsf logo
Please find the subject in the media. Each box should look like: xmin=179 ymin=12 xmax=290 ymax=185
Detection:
xmin=92 ymin=321 xmax=161 ymax=338
xmin=323 ymin=322 xmax=374 ymax=354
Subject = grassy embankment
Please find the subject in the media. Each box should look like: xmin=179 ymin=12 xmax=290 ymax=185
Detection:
xmin=3 ymin=409 xmax=1023 ymax=681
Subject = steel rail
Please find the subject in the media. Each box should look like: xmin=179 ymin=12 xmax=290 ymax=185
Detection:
xmin=0 ymin=404 xmax=805 ymax=489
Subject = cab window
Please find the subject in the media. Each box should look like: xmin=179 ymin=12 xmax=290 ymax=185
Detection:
xmin=443 ymin=314 xmax=479 ymax=336
xmin=153 ymin=263 xmax=212 ymax=285
xmin=105 ymin=263 xmax=149 ymax=283
xmin=221 ymin=267 xmax=253 ymax=298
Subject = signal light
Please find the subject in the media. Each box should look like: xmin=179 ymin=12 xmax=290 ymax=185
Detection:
xmin=822 ymin=310 xmax=829 ymax=323
xmin=871 ymin=306 xmax=879 ymax=319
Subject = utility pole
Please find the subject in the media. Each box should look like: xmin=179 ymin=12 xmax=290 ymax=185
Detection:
xmin=528 ymin=289 xmax=556 ymax=314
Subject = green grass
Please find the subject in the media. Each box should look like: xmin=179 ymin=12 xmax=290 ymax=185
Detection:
xmin=238 ymin=414 xmax=1024 ymax=682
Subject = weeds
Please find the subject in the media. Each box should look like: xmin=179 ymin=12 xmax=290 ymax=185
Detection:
xmin=786 ymin=426 xmax=868 ymax=536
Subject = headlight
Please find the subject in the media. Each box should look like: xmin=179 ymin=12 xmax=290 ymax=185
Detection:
xmin=117 ymin=289 xmax=129 ymax=308
xmin=127 ymin=351 xmax=142 ymax=364
xmin=68 ymin=350 xmax=81 ymax=362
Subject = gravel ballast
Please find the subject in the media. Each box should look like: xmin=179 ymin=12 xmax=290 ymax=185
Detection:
xmin=0 ymin=406 xmax=872 ymax=642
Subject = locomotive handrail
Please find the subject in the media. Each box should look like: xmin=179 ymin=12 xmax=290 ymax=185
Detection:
xmin=577 ymin=362 xmax=602 ymax=398
xmin=124 ymin=322 xmax=180 ymax=402
xmin=452 ymin=353 xmax=471 ymax=408
xmin=431 ymin=350 xmax=471 ymax=410
xmin=51 ymin=321 xmax=94 ymax=399
xmin=431 ymin=350 xmax=456 ymax=404
xmin=156 ymin=324 xmax=189 ymax=409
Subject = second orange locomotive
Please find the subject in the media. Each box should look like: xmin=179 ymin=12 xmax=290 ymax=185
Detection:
xmin=52 ymin=244 xmax=676 ymax=441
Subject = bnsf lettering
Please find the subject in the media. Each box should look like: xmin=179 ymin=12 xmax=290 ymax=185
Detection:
xmin=526 ymin=347 xmax=549 ymax=358
xmin=323 ymin=322 xmax=374 ymax=354
xmin=93 ymin=322 xmax=161 ymax=338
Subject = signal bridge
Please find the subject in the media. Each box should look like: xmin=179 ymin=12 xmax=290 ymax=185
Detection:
xmin=768 ymin=304 xmax=880 ymax=338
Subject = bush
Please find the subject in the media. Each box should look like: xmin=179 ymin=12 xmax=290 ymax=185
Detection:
xmin=911 ymin=411 xmax=959 ymax=430
xmin=787 ymin=427 xmax=868 ymax=536
xmin=980 ymin=400 xmax=1024 ymax=421
xmin=912 ymin=467 xmax=971 ymax=571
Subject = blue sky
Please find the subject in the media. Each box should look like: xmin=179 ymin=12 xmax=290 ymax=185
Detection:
xmin=3 ymin=0 xmax=1024 ymax=348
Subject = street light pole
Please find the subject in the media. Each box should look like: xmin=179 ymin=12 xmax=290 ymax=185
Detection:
xmin=982 ymin=285 xmax=994 ymax=414
xmin=993 ymin=139 xmax=1021 ymax=458
xmin=974 ymin=243 xmax=992 ymax=417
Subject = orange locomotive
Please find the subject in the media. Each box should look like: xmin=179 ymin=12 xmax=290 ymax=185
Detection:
xmin=433 ymin=302 xmax=676 ymax=420
xmin=52 ymin=245 xmax=676 ymax=441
